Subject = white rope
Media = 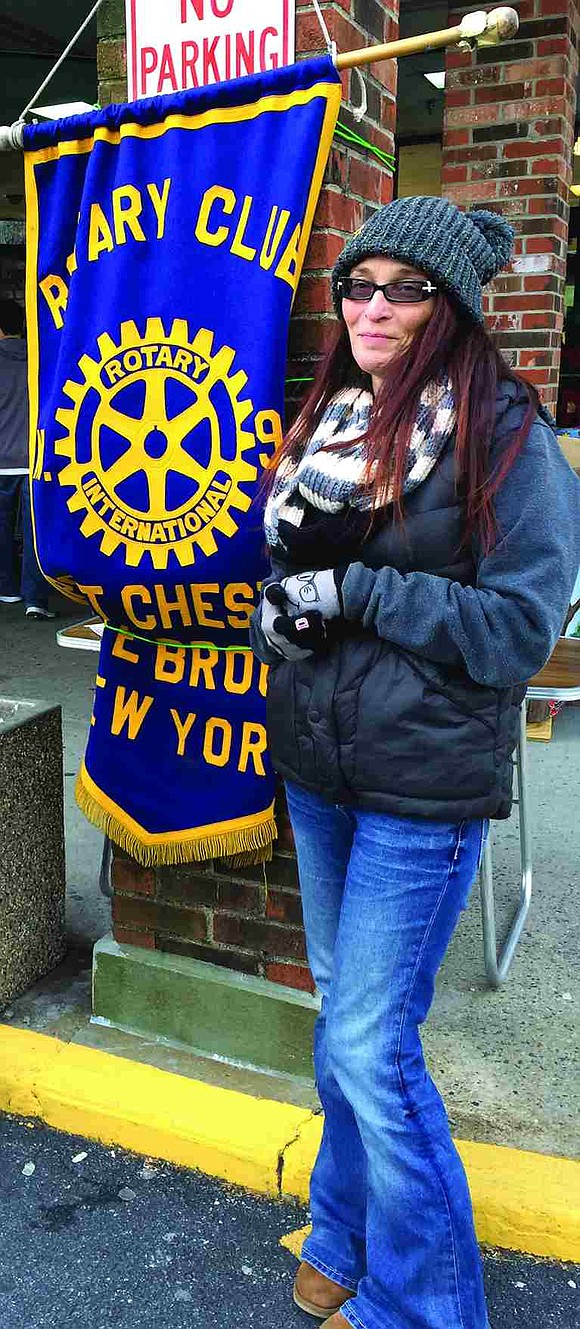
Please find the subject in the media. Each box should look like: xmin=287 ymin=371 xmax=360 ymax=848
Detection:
xmin=0 ymin=0 xmax=105 ymax=149
xmin=20 ymin=0 xmax=105 ymax=118
xmin=312 ymin=0 xmax=367 ymax=122
xmin=312 ymin=0 xmax=338 ymax=64
xmin=351 ymin=66 xmax=367 ymax=122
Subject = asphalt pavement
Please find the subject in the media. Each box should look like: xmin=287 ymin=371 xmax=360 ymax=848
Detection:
xmin=0 ymin=1114 xmax=578 ymax=1329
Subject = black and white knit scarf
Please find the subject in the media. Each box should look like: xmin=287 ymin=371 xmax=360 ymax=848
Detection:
xmin=264 ymin=380 xmax=456 ymax=552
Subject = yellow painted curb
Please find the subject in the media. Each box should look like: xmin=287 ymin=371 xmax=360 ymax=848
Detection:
xmin=1 ymin=1025 xmax=579 ymax=1262
xmin=279 ymin=1113 xmax=580 ymax=1263
xmin=456 ymin=1139 xmax=580 ymax=1264
xmin=0 ymin=1026 xmax=310 ymax=1195
xmin=280 ymin=1223 xmax=311 ymax=1257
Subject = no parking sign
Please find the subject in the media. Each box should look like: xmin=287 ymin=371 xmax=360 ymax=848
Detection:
xmin=126 ymin=0 xmax=296 ymax=100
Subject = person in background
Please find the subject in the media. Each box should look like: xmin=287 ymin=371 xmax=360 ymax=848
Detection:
xmin=0 ymin=297 xmax=55 ymax=620
xmin=251 ymin=197 xmax=580 ymax=1329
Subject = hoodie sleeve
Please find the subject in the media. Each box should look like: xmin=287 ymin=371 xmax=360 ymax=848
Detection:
xmin=341 ymin=417 xmax=580 ymax=688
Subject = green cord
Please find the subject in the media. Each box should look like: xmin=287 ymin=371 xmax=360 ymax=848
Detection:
xmin=102 ymin=622 xmax=255 ymax=654
xmin=334 ymin=119 xmax=395 ymax=171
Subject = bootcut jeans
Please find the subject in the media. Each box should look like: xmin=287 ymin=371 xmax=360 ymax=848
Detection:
xmin=284 ymin=779 xmax=489 ymax=1329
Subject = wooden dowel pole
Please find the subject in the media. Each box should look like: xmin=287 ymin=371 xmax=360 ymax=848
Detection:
xmin=336 ymin=26 xmax=463 ymax=70
xmin=335 ymin=6 xmax=519 ymax=71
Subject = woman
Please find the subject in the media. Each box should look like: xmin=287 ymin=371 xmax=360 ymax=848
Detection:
xmin=250 ymin=196 xmax=580 ymax=1329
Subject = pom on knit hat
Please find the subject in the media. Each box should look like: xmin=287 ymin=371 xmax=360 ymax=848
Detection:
xmin=331 ymin=196 xmax=514 ymax=325
xmin=467 ymin=209 xmax=514 ymax=281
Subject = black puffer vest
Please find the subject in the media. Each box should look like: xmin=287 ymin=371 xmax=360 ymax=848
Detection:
xmin=266 ymin=429 xmax=525 ymax=823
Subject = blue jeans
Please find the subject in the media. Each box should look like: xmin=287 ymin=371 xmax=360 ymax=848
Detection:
xmin=0 ymin=474 xmax=49 ymax=609
xmin=285 ymin=780 xmax=489 ymax=1329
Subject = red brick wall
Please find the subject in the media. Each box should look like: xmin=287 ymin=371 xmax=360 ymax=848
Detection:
xmin=442 ymin=0 xmax=579 ymax=411
xmin=112 ymin=789 xmax=316 ymax=992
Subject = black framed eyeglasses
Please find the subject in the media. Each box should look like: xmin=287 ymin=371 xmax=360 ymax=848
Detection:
xmin=338 ymin=277 xmax=438 ymax=304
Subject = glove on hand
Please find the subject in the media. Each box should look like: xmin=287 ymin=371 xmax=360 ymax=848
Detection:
xmin=280 ymin=568 xmax=344 ymax=621
xmin=269 ymin=606 xmax=328 ymax=656
xmin=258 ymin=583 xmax=317 ymax=661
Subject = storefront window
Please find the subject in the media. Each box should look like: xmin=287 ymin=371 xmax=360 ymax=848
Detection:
xmin=557 ymin=201 xmax=580 ymax=428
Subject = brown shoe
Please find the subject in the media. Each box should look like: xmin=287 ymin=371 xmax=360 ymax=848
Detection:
xmin=293 ymin=1261 xmax=355 ymax=1319
xmin=320 ymin=1316 xmax=351 ymax=1329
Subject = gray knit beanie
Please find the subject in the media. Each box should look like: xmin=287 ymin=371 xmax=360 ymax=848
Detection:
xmin=331 ymin=196 xmax=514 ymax=325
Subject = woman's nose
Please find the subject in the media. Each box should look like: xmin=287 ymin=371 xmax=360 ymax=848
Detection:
xmin=365 ymin=289 xmax=391 ymax=319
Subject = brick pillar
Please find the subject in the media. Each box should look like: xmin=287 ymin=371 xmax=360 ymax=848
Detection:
xmin=97 ymin=1 xmax=399 ymax=990
xmin=111 ymin=787 xmax=316 ymax=993
xmin=442 ymin=0 xmax=579 ymax=413
xmin=288 ymin=1 xmax=399 ymax=412
xmin=97 ymin=0 xmax=128 ymax=105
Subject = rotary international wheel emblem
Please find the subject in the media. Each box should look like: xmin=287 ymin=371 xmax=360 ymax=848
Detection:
xmin=54 ymin=317 xmax=258 ymax=569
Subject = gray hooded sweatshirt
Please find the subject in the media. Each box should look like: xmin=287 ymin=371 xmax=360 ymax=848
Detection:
xmin=0 ymin=337 xmax=28 ymax=472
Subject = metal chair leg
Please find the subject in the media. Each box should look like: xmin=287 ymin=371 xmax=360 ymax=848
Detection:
xmin=480 ymin=701 xmax=532 ymax=988
xmin=99 ymin=835 xmax=113 ymax=898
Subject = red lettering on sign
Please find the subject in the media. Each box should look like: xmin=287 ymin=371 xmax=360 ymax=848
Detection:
xmin=140 ymin=46 xmax=158 ymax=95
xmin=135 ymin=9 xmax=289 ymax=97
xmin=180 ymin=0 xmax=203 ymax=20
xmin=260 ymin=27 xmax=279 ymax=71
xmin=158 ymin=43 xmax=178 ymax=92
xmin=236 ymin=29 xmax=254 ymax=77
xmin=203 ymin=36 xmax=220 ymax=82
xmin=182 ymin=40 xmax=199 ymax=87
xmin=180 ymin=0 xmax=234 ymax=19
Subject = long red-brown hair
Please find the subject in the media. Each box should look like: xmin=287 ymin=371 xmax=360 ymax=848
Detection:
xmin=269 ymin=294 xmax=538 ymax=554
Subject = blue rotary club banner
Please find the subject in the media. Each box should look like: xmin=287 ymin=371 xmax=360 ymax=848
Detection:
xmin=23 ymin=57 xmax=341 ymax=864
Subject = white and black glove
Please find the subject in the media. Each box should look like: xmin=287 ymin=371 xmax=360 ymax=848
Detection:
xmin=280 ymin=569 xmax=345 ymax=621
xmin=252 ymin=583 xmax=324 ymax=662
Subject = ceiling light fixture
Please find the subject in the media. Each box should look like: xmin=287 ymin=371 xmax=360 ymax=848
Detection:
xmin=424 ymin=71 xmax=445 ymax=89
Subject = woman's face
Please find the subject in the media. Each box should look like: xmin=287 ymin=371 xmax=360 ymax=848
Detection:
xmin=341 ymin=255 xmax=437 ymax=392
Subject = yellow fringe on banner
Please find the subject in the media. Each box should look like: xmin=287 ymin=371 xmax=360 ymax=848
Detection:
xmin=75 ymin=768 xmax=276 ymax=869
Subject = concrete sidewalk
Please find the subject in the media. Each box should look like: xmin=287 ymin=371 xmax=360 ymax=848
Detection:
xmin=0 ymin=590 xmax=579 ymax=1258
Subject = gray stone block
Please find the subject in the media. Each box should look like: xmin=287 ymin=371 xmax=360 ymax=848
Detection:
xmin=93 ymin=935 xmax=318 ymax=1080
xmin=0 ymin=699 xmax=66 ymax=1009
